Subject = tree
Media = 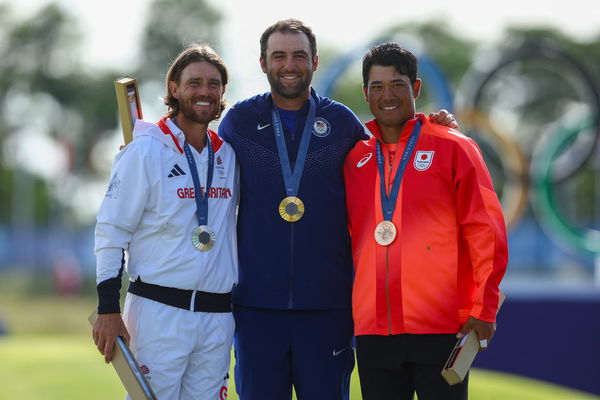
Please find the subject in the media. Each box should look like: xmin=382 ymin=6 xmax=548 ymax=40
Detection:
xmin=0 ymin=0 xmax=225 ymax=226
xmin=137 ymin=0 xmax=223 ymax=82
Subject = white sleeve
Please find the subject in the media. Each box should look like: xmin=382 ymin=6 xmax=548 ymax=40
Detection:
xmin=94 ymin=143 xmax=150 ymax=283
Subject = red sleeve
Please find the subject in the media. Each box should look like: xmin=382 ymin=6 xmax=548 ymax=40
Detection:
xmin=454 ymin=137 xmax=508 ymax=322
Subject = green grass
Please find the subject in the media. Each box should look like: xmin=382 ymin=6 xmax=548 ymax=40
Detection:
xmin=0 ymin=279 xmax=598 ymax=400
xmin=0 ymin=335 xmax=125 ymax=400
xmin=1 ymin=335 xmax=599 ymax=400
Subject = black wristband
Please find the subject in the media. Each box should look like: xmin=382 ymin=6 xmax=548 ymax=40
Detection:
xmin=97 ymin=277 xmax=122 ymax=314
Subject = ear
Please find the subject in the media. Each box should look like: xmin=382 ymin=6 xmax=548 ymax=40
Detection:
xmin=260 ymin=58 xmax=267 ymax=74
xmin=363 ymin=85 xmax=369 ymax=103
xmin=412 ymin=79 xmax=422 ymax=99
xmin=312 ymin=54 xmax=319 ymax=72
xmin=168 ymin=80 xmax=180 ymax=100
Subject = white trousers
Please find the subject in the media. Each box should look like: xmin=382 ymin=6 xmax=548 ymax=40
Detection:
xmin=123 ymin=293 xmax=234 ymax=400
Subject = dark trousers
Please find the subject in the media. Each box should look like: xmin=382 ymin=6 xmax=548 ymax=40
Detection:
xmin=233 ymin=306 xmax=355 ymax=400
xmin=356 ymin=334 xmax=468 ymax=400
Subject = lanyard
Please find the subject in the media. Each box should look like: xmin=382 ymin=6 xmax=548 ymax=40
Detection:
xmin=158 ymin=118 xmax=214 ymax=226
xmin=271 ymin=97 xmax=316 ymax=197
xmin=376 ymin=120 xmax=422 ymax=221
xmin=184 ymin=140 xmax=214 ymax=226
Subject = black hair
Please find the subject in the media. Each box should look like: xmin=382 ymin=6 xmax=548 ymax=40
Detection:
xmin=362 ymin=42 xmax=418 ymax=87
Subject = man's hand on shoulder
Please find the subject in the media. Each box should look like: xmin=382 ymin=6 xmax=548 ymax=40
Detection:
xmin=92 ymin=313 xmax=130 ymax=363
xmin=428 ymin=109 xmax=459 ymax=129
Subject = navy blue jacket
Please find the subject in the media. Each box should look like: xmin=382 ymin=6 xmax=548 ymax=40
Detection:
xmin=219 ymin=89 xmax=367 ymax=309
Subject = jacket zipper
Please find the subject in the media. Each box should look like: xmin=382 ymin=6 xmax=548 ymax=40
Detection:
xmin=386 ymin=153 xmax=394 ymax=334
xmin=288 ymin=208 xmax=295 ymax=308
xmin=287 ymin=124 xmax=296 ymax=309
xmin=386 ymin=246 xmax=392 ymax=335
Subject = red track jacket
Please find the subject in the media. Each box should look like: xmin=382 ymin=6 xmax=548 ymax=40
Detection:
xmin=344 ymin=114 xmax=508 ymax=336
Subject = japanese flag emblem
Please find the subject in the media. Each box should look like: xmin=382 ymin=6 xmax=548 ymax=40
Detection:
xmin=414 ymin=151 xmax=435 ymax=171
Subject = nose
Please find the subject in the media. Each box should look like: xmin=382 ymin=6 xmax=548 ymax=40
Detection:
xmin=197 ymin=82 xmax=212 ymax=96
xmin=283 ymin=56 xmax=297 ymax=71
xmin=382 ymin=85 xmax=395 ymax=98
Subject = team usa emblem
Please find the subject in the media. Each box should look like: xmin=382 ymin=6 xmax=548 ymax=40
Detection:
xmin=312 ymin=117 xmax=331 ymax=137
xmin=414 ymin=151 xmax=435 ymax=171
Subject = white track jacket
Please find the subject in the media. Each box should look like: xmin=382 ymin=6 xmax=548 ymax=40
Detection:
xmin=95 ymin=118 xmax=239 ymax=295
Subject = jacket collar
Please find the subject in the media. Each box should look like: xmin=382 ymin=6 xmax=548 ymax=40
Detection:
xmin=132 ymin=117 xmax=223 ymax=154
xmin=365 ymin=113 xmax=426 ymax=143
xmin=258 ymin=87 xmax=320 ymax=122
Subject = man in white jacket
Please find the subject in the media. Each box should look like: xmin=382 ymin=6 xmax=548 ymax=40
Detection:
xmin=92 ymin=44 xmax=239 ymax=400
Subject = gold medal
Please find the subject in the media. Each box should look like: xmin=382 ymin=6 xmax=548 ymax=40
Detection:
xmin=191 ymin=225 xmax=216 ymax=251
xmin=374 ymin=220 xmax=397 ymax=246
xmin=279 ymin=196 xmax=305 ymax=222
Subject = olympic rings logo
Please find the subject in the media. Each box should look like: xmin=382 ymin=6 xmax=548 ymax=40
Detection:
xmin=317 ymin=39 xmax=600 ymax=253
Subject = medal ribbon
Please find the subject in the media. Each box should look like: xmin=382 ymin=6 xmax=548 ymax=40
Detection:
xmin=184 ymin=139 xmax=214 ymax=226
xmin=271 ymin=97 xmax=316 ymax=197
xmin=158 ymin=118 xmax=214 ymax=226
xmin=376 ymin=120 xmax=422 ymax=221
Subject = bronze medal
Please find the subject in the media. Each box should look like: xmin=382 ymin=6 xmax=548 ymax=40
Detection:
xmin=279 ymin=196 xmax=305 ymax=222
xmin=374 ymin=220 xmax=397 ymax=246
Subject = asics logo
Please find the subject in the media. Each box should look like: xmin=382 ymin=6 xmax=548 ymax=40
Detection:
xmin=257 ymin=123 xmax=271 ymax=131
xmin=357 ymin=153 xmax=373 ymax=168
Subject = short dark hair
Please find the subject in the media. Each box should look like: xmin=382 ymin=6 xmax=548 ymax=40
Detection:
xmin=362 ymin=42 xmax=418 ymax=87
xmin=164 ymin=44 xmax=229 ymax=120
xmin=260 ymin=19 xmax=317 ymax=61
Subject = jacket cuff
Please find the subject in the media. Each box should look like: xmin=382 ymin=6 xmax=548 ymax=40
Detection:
xmin=97 ymin=277 xmax=122 ymax=314
xmin=471 ymin=303 xmax=497 ymax=323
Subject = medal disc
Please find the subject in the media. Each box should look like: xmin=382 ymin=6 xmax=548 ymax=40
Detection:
xmin=374 ymin=220 xmax=397 ymax=246
xmin=279 ymin=196 xmax=305 ymax=222
xmin=191 ymin=225 xmax=216 ymax=251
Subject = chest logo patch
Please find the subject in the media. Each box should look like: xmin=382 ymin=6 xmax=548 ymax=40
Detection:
xmin=357 ymin=152 xmax=373 ymax=168
xmin=257 ymin=123 xmax=271 ymax=131
xmin=312 ymin=117 xmax=331 ymax=137
xmin=414 ymin=151 xmax=435 ymax=171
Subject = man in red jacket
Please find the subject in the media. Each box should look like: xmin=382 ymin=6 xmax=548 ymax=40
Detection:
xmin=343 ymin=42 xmax=508 ymax=400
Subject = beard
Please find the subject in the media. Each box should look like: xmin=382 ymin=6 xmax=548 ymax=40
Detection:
xmin=266 ymin=68 xmax=312 ymax=100
xmin=179 ymin=95 xmax=220 ymax=124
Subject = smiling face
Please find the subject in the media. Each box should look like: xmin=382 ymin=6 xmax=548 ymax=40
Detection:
xmin=169 ymin=61 xmax=225 ymax=125
xmin=364 ymin=65 xmax=421 ymax=142
xmin=260 ymin=31 xmax=318 ymax=109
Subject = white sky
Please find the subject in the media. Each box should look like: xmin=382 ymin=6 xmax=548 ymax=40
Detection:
xmin=15 ymin=0 xmax=600 ymax=108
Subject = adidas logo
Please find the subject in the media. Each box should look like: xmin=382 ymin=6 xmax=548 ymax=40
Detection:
xmin=168 ymin=164 xmax=186 ymax=178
